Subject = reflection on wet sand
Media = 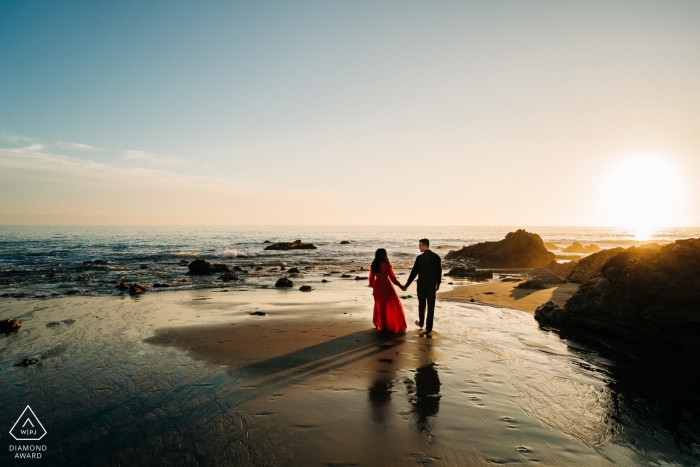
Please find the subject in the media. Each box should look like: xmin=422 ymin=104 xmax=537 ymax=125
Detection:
xmin=411 ymin=362 xmax=441 ymax=432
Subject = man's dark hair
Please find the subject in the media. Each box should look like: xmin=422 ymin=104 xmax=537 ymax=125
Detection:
xmin=419 ymin=238 xmax=430 ymax=247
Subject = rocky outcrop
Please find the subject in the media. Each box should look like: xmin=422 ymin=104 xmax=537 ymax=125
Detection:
xmin=445 ymin=230 xmax=555 ymax=268
xmin=544 ymin=260 xmax=578 ymax=278
xmin=536 ymin=239 xmax=700 ymax=354
xmin=544 ymin=242 xmax=559 ymax=251
xmin=275 ymin=278 xmax=294 ymax=288
xmin=531 ymin=268 xmax=567 ymax=284
xmin=567 ymin=248 xmax=625 ymax=283
xmin=0 ymin=319 xmax=21 ymax=332
xmin=516 ymin=279 xmax=546 ymax=289
xmin=562 ymin=242 xmax=601 ymax=254
xmin=264 ymin=240 xmax=317 ymax=251
xmin=188 ymin=260 xmax=232 ymax=275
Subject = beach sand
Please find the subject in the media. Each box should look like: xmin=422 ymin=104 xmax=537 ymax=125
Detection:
xmin=0 ymin=278 xmax=691 ymax=466
xmin=438 ymin=279 xmax=579 ymax=313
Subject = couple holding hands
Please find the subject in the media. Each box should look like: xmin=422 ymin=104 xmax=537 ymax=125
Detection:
xmin=368 ymin=238 xmax=442 ymax=335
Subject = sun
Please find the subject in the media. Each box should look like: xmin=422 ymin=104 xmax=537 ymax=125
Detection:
xmin=598 ymin=155 xmax=686 ymax=240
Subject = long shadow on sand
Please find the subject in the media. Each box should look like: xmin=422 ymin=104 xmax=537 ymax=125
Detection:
xmin=221 ymin=329 xmax=407 ymax=405
xmin=540 ymin=324 xmax=700 ymax=463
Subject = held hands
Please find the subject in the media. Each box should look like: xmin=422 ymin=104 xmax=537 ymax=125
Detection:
xmin=399 ymin=284 xmax=407 ymax=291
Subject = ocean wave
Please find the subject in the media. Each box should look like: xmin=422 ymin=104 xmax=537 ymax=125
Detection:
xmin=219 ymin=247 xmax=245 ymax=258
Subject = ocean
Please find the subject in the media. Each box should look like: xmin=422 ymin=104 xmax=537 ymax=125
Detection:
xmin=1 ymin=225 xmax=699 ymax=299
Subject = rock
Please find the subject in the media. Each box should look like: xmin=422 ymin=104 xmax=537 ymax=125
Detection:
xmin=536 ymin=238 xmax=700 ymax=354
xmin=280 ymin=266 xmax=287 ymax=271
xmin=15 ymin=358 xmax=38 ymax=367
xmin=562 ymin=242 xmax=601 ymax=254
xmin=250 ymin=311 xmax=266 ymax=316
xmin=64 ymin=289 xmax=80 ymax=295
xmin=534 ymin=300 xmax=563 ymax=321
xmin=152 ymin=283 xmax=171 ymax=288
xmin=341 ymin=274 xmax=352 ymax=278
xmin=531 ymin=267 xmax=567 ymax=284
xmin=188 ymin=260 xmax=232 ymax=275
xmin=140 ymin=264 xmax=149 ymax=269
xmin=500 ymin=277 xmax=521 ymax=282
xmin=263 ymin=240 xmax=271 ymax=243
xmin=129 ymin=283 xmax=149 ymax=294
xmin=355 ymin=276 xmax=369 ymax=280
xmin=275 ymin=278 xmax=294 ymax=288
xmin=287 ymin=267 xmax=301 ymax=274
xmin=545 ymin=260 xmax=578 ymax=278
xmin=445 ymin=229 xmax=555 ymax=268
xmin=264 ymin=240 xmax=317 ymax=250
xmin=219 ymin=274 xmax=241 ymax=282
xmin=340 ymin=240 xmax=351 ymax=244
xmin=516 ymin=279 xmax=546 ymax=289
xmin=639 ymin=243 xmax=663 ymax=251
xmin=544 ymin=242 xmax=559 ymax=251
xmin=116 ymin=282 xmax=131 ymax=290
xmin=446 ymin=267 xmax=476 ymax=277
xmin=321 ymin=279 xmax=329 ymax=283
xmin=0 ymin=319 xmax=21 ymax=332
xmin=255 ymin=266 xmax=263 ymax=271
xmin=178 ymin=259 xmax=189 ymax=266
xmin=567 ymin=248 xmax=625 ymax=283
xmin=46 ymin=321 xmax=60 ymax=327
xmin=299 ymin=285 xmax=313 ymax=292
xmin=447 ymin=282 xmax=453 ymax=285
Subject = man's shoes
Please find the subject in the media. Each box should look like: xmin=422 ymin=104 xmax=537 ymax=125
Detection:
xmin=419 ymin=331 xmax=433 ymax=338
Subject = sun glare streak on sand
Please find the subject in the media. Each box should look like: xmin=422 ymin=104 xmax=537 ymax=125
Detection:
xmin=598 ymin=155 xmax=687 ymax=238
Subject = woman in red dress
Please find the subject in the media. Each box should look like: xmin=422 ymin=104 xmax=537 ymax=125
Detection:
xmin=369 ymin=249 xmax=407 ymax=333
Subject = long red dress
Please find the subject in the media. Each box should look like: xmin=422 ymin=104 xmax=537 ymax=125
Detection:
xmin=369 ymin=262 xmax=407 ymax=333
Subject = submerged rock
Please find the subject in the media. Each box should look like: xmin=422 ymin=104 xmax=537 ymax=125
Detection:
xmin=152 ymin=283 xmax=171 ymax=288
xmin=445 ymin=229 xmax=554 ymax=268
xmin=219 ymin=274 xmax=241 ymax=282
xmin=340 ymin=240 xmax=351 ymax=244
xmin=299 ymin=285 xmax=313 ymax=292
xmin=354 ymin=276 xmax=368 ymax=280
xmin=129 ymin=283 xmax=149 ymax=294
xmin=264 ymin=240 xmax=317 ymax=251
xmin=536 ymin=239 xmax=700 ymax=354
xmin=188 ymin=260 xmax=232 ymax=275
xmin=275 ymin=278 xmax=294 ymax=288
xmin=15 ymin=358 xmax=38 ymax=367
xmin=287 ymin=267 xmax=301 ymax=274
xmin=250 ymin=311 xmax=266 ymax=316
xmin=0 ymin=319 xmax=21 ymax=332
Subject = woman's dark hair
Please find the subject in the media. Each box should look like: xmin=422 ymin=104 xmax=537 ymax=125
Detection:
xmin=371 ymin=248 xmax=391 ymax=273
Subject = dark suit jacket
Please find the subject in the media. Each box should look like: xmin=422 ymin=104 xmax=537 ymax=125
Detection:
xmin=405 ymin=250 xmax=442 ymax=290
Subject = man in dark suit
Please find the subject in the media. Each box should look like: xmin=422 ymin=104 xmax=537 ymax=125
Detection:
xmin=402 ymin=238 xmax=442 ymax=335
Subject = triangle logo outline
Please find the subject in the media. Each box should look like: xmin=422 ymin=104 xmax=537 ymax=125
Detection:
xmin=9 ymin=405 xmax=47 ymax=441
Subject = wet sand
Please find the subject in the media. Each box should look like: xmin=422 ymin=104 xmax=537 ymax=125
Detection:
xmin=1 ymin=279 xmax=699 ymax=466
xmin=438 ymin=279 xmax=579 ymax=313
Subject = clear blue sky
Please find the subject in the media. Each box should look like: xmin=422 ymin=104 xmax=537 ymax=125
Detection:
xmin=1 ymin=1 xmax=699 ymax=226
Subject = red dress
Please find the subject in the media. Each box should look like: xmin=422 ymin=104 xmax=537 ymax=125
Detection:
xmin=369 ymin=262 xmax=407 ymax=333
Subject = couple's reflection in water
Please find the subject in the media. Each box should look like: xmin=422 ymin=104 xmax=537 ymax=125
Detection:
xmin=368 ymin=344 xmax=441 ymax=432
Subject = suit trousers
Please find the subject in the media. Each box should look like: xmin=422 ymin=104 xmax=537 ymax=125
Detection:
xmin=417 ymin=285 xmax=437 ymax=332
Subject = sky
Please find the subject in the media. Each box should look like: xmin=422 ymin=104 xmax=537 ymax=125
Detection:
xmin=1 ymin=0 xmax=699 ymax=227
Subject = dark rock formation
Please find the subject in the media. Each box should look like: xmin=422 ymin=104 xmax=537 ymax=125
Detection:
xmin=0 ymin=319 xmax=21 ymax=332
xmin=446 ymin=267 xmax=476 ymax=277
xmin=264 ymin=240 xmax=317 ymax=251
xmin=567 ymin=248 xmax=625 ymax=283
xmin=152 ymin=283 xmax=171 ymax=288
xmin=116 ymin=282 xmax=130 ymax=290
xmin=299 ymin=285 xmax=313 ymax=292
xmin=544 ymin=242 xmax=559 ymax=251
xmin=536 ymin=239 xmax=700 ymax=353
xmin=321 ymin=279 xmax=329 ymax=283
xmin=129 ymin=284 xmax=149 ymax=294
xmin=263 ymin=240 xmax=271 ymax=243
xmin=445 ymin=229 xmax=554 ymax=268
xmin=340 ymin=240 xmax=351 ymax=244
xmin=287 ymin=267 xmax=301 ymax=274
xmin=250 ymin=311 xmax=266 ymax=316
xmin=188 ymin=260 xmax=232 ymax=275
xmin=341 ymin=274 xmax=352 ymax=278
xmin=562 ymin=242 xmax=601 ymax=254
xmin=140 ymin=264 xmax=149 ymax=269
xmin=354 ymin=276 xmax=369 ymax=280
xmin=15 ymin=358 xmax=38 ymax=367
xmin=516 ymin=279 xmax=546 ymax=289
xmin=275 ymin=278 xmax=294 ymax=288
xmin=531 ymin=268 xmax=567 ymax=284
